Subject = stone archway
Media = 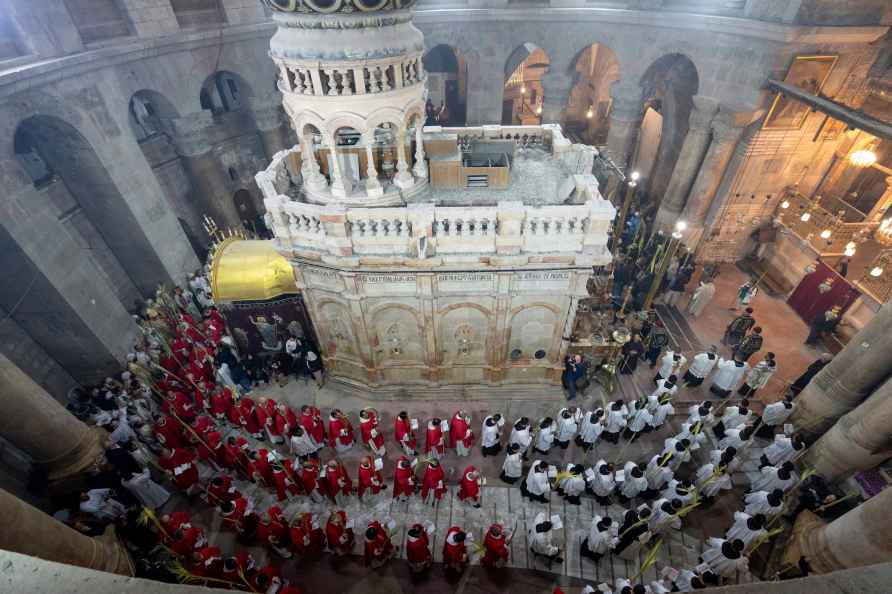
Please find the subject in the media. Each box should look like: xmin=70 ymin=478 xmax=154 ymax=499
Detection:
xmin=502 ymin=43 xmax=551 ymax=125
xmin=563 ymin=43 xmax=620 ymax=145
xmin=423 ymin=44 xmax=468 ymax=126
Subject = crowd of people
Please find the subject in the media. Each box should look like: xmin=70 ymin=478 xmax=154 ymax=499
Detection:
xmin=46 ymin=261 xmax=824 ymax=593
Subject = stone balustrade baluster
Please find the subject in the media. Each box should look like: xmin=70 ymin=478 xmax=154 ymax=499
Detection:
xmin=468 ymin=219 xmax=477 ymax=236
xmin=293 ymin=69 xmax=306 ymax=94
xmin=442 ymin=219 xmax=451 ymax=237
xmin=325 ymin=69 xmax=338 ymax=96
xmin=413 ymin=125 xmax=428 ymax=179
xmin=353 ymin=67 xmax=366 ymax=94
xmin=343 ymin=70 xmax=354 ymax=95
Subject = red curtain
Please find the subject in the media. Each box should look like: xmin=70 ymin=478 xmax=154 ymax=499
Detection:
xmin=787 ymin=261 xmax=860 ymax=324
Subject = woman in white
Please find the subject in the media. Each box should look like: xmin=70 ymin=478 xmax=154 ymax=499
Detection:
xmin=121 ymin=467 xmax=170 ymax=509
xmin=554 ymin=408 xmax=579 ymax=449
xmin=726 ymin=511 xmax=767 ymax=546
xmin=687 ymin=279 xmax=716 ymax=318
xmin=682 ymin=347 xmax=719 ymax=387
xmin=508 ymin=417 xmax=533 ymax=456
xmin=709 ymin=358 xmax=748 ymax=398
xmin=576 ymin=409 xmax=604 ymax=451
xmin=701 ymin=537 xmax=748 ymax=576
xmin=738 ymin=353 xmax=777 ymax=397
xmin=533 ymin=417 xmax=556 ymax=454
xmin=500 ymin=443 xmax=524 ymax=484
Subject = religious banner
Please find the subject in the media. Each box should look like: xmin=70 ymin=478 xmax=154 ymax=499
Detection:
xmin=786 ymin=260 xmax=859 ymax=325
xmin=764 ymin=55 xmax=838 ymax=130
xmin=220 ymin=294 xmax=318 ymax=356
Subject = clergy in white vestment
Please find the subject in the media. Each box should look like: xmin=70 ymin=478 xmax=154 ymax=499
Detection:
xmin=648 ymin=497 xmax=683 ymax=533
xmin=761 ymin=399 xmax=794 ymax=427
xmin=79 ymin=488 xmax=127 ymax=522
xmin=750 ymin=462 xmax=797 ymax=492
xmin=718 ymin=425 xmax=753 ymax=451
xmin=521 ymin=460 xmax=551 ymax=503
xmin=533 ymin=417 xmax=556 ymax=454
xmin=602 ymin=400 xmax=628 ymax=444
xmin=661 ymin=437 xmax=692 ymax=469
xmin=509 ymin=417 xmax=533 ymax=455
xmin=624 ymin=400 xmax=653 ymax=439
xmin=121 ymin=467 xmax=170 ymax=509
xmin=648 ymin=378 xmax=678 ymax=413
xmin=618 ymin=462 xmax=648 ymax=501
xmin=660 ymin=478 xmax=694 ymax=505
xmin=528 ymin=512 xmax=562 ymax=563
xmin=738 ymin=356 xmax=777 ymax=397
xmin=709 ymin=358 xmax=748 ymax=398
xmin=701 ymin=537 xmax=748 ymax=576
xmin=558 ymin=463 xmax=586 ymax=505
xmin=760 ymin=434 xmax=804 ymax=467
xmin=726 ymin=511 xmax=767 ymax=546
xmin=644 ymin=453 xmax=674 ymax=496
xmin=481 ymin=414 xmax=504 ymax=456
xmin=555 ymin=408 xmax=580 ymax=449
xmin=687 ymin=280 xmax=715 ymax=318
xmin=580 ymin=514 xmax=618 ymax=561
xmin=290 ymin=426 xmax=317 ymax=459
xmin=656 ymin=351 xmax=687 ymax=383
xmin=722 ymin=402 xmax=754 ymax=430
xmin=500 ymin=443 xmax=524 ymax=484
xmin=695 ymin=463 xmax=732 ymax=499
xmin=744 ymin=489 xmax=785 ymax=518
xmin=682 ymin=347 xmax=719 ymax=386
xmin=587 ymin=459 xmax=616 ymax=504
xmin=675 ymin=420 xmax=706 ymax=451
xmin=649 ymin=395 xmax=675 ymax=431
xmin=576 ymin=409 xmax=604 ymax=450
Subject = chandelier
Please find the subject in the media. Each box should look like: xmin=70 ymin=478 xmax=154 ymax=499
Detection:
xmin=850 ymin=149 xmax=878 ymax=168
xmin=877 ymin=217 xmax=892 ymax=246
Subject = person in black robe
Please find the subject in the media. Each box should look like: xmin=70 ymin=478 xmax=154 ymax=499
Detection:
xmin=619 ymin=334 xmax=644 ymax=375
xmin=790 ymin=353 xmax=833 ymax=397
xmin=613 ymin=508 xmax=651 ymax=556
xmin=645 ymin=322 xmax=669 ymax=368
xmin=723 ymin=308 xmax=755 ymax=348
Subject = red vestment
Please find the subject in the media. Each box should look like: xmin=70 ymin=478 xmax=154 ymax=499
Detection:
xmin=271 ymin=467 xmax=288 ymax=501
xmin=394 ymin=417 xmax=416 ymax=451
xmin=393 ymin=458 xmax=416 ymax=499
xmin=364 ymin=521 xmax=393 ymax=566
xmin=207 ymin=475 xmax=237 ymax=504
xmin=324 ymin=462 xmax=352 ymax=500
xmin=357 ymin=462 xmax=384 ymax=497
xmin=161 ymin=511 xmax=191 ymax=538
xmin=154 ymin=416 xmax=185 ymax=449
xmin=325 ymin=511 xmax=355 ymax=555
xmin=300 ymin=407 xmax=326 ymax=445
xmin=425 ymin=422 xmax=445 ymax=455
xmin=171 ymin=526 xmax=205 ymax=557
xmin=421 ymin=464 xmax=447 ymax=502
xmin=209 ymin=390 xmax=233 ymax=419
xmin=442 ymin=527 xmax=468 ymax=570
xmin=449 ymin=412 xmax=474 ymax=449
xmin=165 ymin=391 xmax=195 ymax=422
xmin=405 ymin=524 xmax=432 ymax=568
xmin=192 ymin=546 xmax=222 ymax=578
xmin=256 ymin=507 xmax=288 ymax=548
xmin=290 ymin=514 xmax=325 ymax=558
xmin=360 ymin=411 xmax=383 ymax=450
xmin=482 ymin=525 xmax=510 ymax=567
xmin=281 ymin=460 xmax=304 ymax=497
xmin=300 ymin=460 xmax=323 ymax=497
xmin=458 ymin=466 xmax=481 ymax=502
xmin=328 ymin=415 xmax=355 ymax=449
xmin=161 ymin=448 xmax=198 ymax=490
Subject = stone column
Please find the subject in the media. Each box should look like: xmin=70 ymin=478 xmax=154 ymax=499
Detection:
xmin=0 ymin=354 xmax=105 ymax=486
xmin=540 ymin=72 xmax=575 ymax=125
xmin=798 ymin=483 xmax=892 ymax=573
xmin=327 ymin=142 xmax=348 ymax=197
xmin=791 ymin=299 xmax=892 ymax=441
xmin=412 ymin=125 xmax=428 ymax=180
xmin=0 ymin=488 xmax=133 ymax=575
xmin=362 ymin=133 xmax=383 ymax=197
xmin=300 ymin=132 xmax=328 ymax=192
xmin=653 ymin=96 xmax=719 ymax=230
xmin=680 ymin=114 xmax=745 ymax=240
xmin=253 ymin=105 xmax=289 ymax=162
xmin=804 ymin=374 xmax=892 ymax=482
xmin=605 ymin=81 xmax=645 ymax=169
xmin=394 ymin=130 xmax=414 ymax=189
xmin=865 ymin=177 xmax=892 ymax=222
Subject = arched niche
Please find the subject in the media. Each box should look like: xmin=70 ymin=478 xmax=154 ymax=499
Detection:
xmin=502 ymin=43 xmax=551 ymax=125
xmin=563 ymin=43 xmax=621 ymax=145
xmin=423 ymin=44 xmax=468 ymax=126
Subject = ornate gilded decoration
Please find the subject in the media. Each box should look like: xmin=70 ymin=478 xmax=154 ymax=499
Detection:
xmin=210 ymin=238 xmax=298 ymax=303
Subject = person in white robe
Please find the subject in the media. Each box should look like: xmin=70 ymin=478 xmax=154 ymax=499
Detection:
xmin=528 ymin=512 xmax=562 ymax=564
xmin=760 ymin=399 xmax=794 ymax=427
xmin=702 ymin=538 xmax=748 ymax=577
xmin=644 ymin=453 xmax=674 ymax=496
xmin=649 ymin=378 xmax=678 ymax=412
xmin=110 ymin=409 xmax=137 ymax=445
xmin=602 ymin=400 xmax=628 ymax=443
xmin=500 ymin=443 xmax=524 ymax=484
xmin=522 ymin=460 xmax=551 ymax=503
xmin=709 ymin=446 xmax=742 ymax=473
xmin=687 ymin=279 xmax=716 ymax=318
xmin=79 ymin=488 xmax=127 ymax=522
xmin=673 ymin=568 xmax=706 ymax=592
xmin=624 ymin=400 xmax=653 ymax=439
xmin=558 ymin=463 xmax=586 ymax=505
xmin=509 ymin=417 xmax=533 ymax=456
xmin=660 ymin=479 xmax=694 ymax=505
xmin=675 ymin=420 xmax=706 ymax=452
xmin=710 ymin=358 xmax=749 ymax=398
xmin=750 ymin=462 xmax=797 ymax=493
xmin=614 ymin=578 xmax=633 ymax=593
xmin=760 ymin=434 xmax=804 ymax=467
xmin=726 ymin=511 xmax=767 ymax=546
xmin=533 ymin=417 xmax=556 ymax=454
xmin=649 ymin=395 xmax=675 ymax=431
xmin=554 ymin=408 xmax=580 ymax=449
xmin=481 ymin=414 xmax=504 ymax=456
xmin=289 ymin=426 xmax=317 ymax=459
xmin=581 ymin=514 xmax=618 ymax=561
xmin=722 ymin=401 xmax=754 ymax=430
xmin=661 ymin=437 xmax=692 ymax=469
xmin=719 ymin=425 xmax=754 ymax=452
xmin=656 ymin=351 xmax=687 ymax=383
xmin=744 ymin=489 xmax=785 ymax=518
xmin=696 ymin=463 xmax=732 ymax=500
xmin=648 ymin=497 xmax=683 ymax=533
xmin=618 ymin=462 xmax=648 ymax=502
xmin=587 ymin=460 xmax=616 ymax=505
xmin=121 ymin=467 xmax=170 ymax=509
xmin=682 ymin=347 xmax=719 ymax=386
xmin=576 ymin=409 xmax=604 ymax=451
xmin=738 ymin=355 xmax=776 ymax=397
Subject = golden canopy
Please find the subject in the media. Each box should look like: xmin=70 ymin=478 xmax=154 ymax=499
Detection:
xmin=210 ymin=238 xmax=298 ymax=303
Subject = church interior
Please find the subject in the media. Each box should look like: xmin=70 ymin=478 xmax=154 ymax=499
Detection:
xmin=0 ymin=1 xmax=891 ymax=593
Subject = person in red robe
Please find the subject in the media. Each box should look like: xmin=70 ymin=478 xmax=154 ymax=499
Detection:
xmin=259 ymin=397 xmax=284 ymax=444
xmin=256 ymin=506 xmax=292 ymax=558
xmin=164 ymin=390 xmax=196 ymax=423
xmin=277 ymin=402 xmax=298 ymax=438
xmin=457 ymin=465 xmax=483 ymax=507
xmin=191 ymin=414 xmax=214 ymax=436
xmin=425 ymin=418 xmax=447 ymax=459
xmin=191 ymin=545 xmax=222 ymax=580
xmin=290 ymin=513 xmax=325 ymax=560
xmin=421 ymin=459 xmax=447 ymax=505
xmin=449 ymin=410 xmax=474 ymax=456
xmin=327 ymin=409 xmax=355 ymax=453
xmin=221 ymin=436 xmax=249 ymax=476
xmin=206 ymin=475 xmax=238 ymax=505
xmin=324 ymin=459 xmax=352 ymax=505
xmin=393 ymin=456 xmax=416 ymax=501
xmin=357 ymin=456 xmax=386 ymax=503
xmin=442 ymin=527 xmax=469 ymax=573
xmin=363 ymin=521 xmax=394 ymax=568
xmin=170 ymin=525 xmax=207 ymax=557
xmin=325 ymin=510 xmax=355 ymax=556
xmin=481 ymin=524 xmax=510 ymax=568
xmin=238 ymin=397 xmax=265 ymax=439
xmin=300 ymin=459 xmax=325 ymax=503
xmin=270 ymin=463 xmax=289 ymax=502
xmin=220 ymin=551 xmax=256 ymax=589
xmin=359 ymin=408 xmax=386 ymax=457
xmin=300 ymin=405 xmax=326 ymax=450
xmin=405 ymin=523 xmax=432 ymax=573
xmin=219 ymin=496 xmax=258 ymax=541
xmin=251 ymin=565 xmax=281 ymax=594
xmin=208 ymin=386 xmax=233 ymax=421
xmin=160 ymin=511 xmax=191 ymax=540
xmin=394 ymin=411 xmax=417 ymax=456
xmin=248 ymin=449 xmax=274 ymax=487
xmin=160 ymin=447 xmax=199 ymax=494
xmin=281 ymin=459 xmax=304 ymax=498
xmin=154 ymin=415 xmax=185 ymax=449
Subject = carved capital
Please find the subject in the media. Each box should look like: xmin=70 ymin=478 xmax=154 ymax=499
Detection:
xmin=688 ymin=96 xmax=720 ymax=131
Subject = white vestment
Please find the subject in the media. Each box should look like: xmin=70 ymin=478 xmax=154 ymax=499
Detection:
xmin=658 ymin=352 xmax=686 ymax=379
xmin=579 ymin=411 xmax=604 ymax=444
xmin=534 ymin=425 xmax=555 ymax=452
xmin=555 ymin=409 xmax=579 ymax=442
xmin=525 ymin=465 xmax=550 ymax=496
xmin=726 ymin=511 xmax=766 ymax=546
xmin=686 ymin=352 xmax=718 ymax=379
xmin=762 ymin=401 xmax=793 ymax=427
xmin=712 ymin=359 xmax=748 ymax=391
xmin=763 ymin=435 xmax=797 ymax=466
xmin=744 ymin=491 xmax=784 ymax=518
xmin=585 ymin=515 xmax=618 ymax=555
xmin=702 ymin=538 xmax=748 ymax=576
xmin=502 ymin=451 xmax=523 ymax=478
xmin=121 ymin=468 xmax=170 ymax=509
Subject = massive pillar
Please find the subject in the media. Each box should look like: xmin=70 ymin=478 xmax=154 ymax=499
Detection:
xmin=540 ymin=72 xmax=574 ymax=125
xmin=605 ymin=81 xmax=645 ymax=169
xmin=654 ymin=96 xmax=719 ymax=230
xmin=791 ymin=299 xmax=892 ymax=440
xmin=680 ymin=112 xmax=745 ymax=244
xmin=0 ymin=354 xmax=105 ymax=486
xmin=797 ymin=485 xmax=892 ymax=574
xmin=803 ymin=374 xmax=892 ymax=482
xmin=254 ymin=105 xmax=290 ymax=162
xmin=0 ymin=488 xmax=133 ymax=576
